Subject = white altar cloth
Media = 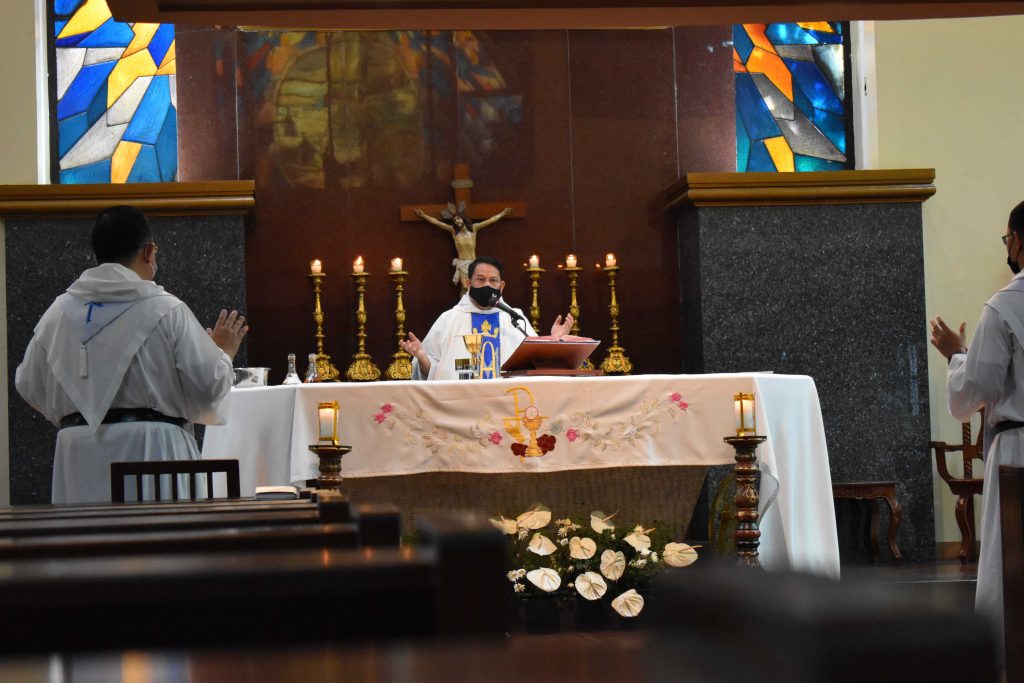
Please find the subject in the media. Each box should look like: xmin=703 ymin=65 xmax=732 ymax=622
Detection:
xmin=202 ymin=373 xmax=840 ymax=578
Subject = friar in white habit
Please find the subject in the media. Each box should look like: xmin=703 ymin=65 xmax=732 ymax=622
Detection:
xmin=401 ymin=256 xmax=573 ymax=380
xmin=930 ymin=198 xmax=1024 ymax=647
xmin=15 ymin=205 xmax=248 ymax=503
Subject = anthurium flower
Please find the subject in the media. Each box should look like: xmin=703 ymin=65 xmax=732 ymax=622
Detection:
xmin=623 ymin=530 xmax=652 ymax=552
xmin=569 ymin=536 xmax=597 ymax=560
xmin=611 ymin=589 xmax=645 ymax=617
xmin=526 ymin=568 xmax=561 ymax=592
xmin=490 ymin=516 xmax=517 ymax=535
xmin=663 ymin=542 xmax=699 ymax=567
xmin=590 ymin=510 xmax=616 ymax=533
xmin=600 ymin=549 xmax=626 ymax=580
xmin=528 ymin=533 xmax=557 ymax=556
xmin=574 ymin=571 xmax=608 ymax=600
xmin=516 ymin=504 xmax=552 ymax=530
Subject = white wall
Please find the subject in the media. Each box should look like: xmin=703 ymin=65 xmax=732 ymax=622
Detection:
xmin=875 ymin=16 xmax=1024 ymax=543
xmin=0 ymin=0 xmax=43 ymax=506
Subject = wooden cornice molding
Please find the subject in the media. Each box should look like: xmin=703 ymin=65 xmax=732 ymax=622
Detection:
xmin=665 ymin=169 xmax=936 ymax=210
xmin=0 ymin=181 xmax=255 ymax=218
xmin=106 ymin=0 xmax=1024 ymax=31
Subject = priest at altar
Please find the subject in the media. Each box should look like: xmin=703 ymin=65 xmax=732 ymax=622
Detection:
xmin=401 ymin=256 xmax=574 ymax=380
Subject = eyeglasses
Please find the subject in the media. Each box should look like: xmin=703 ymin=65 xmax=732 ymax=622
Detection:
xmin=1004 ymin=234 xmax=1014 ymax=246
xmin=470 ymin=275 xmax=501 ymax=287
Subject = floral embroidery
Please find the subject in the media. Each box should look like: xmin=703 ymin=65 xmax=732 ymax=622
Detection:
xmin=566 ymin=428 xmax=580 ymax=442
xmin=489 ymin=431 xmax=502 ymax=445
xmin=564 ymin=392 xmax=689 ymax=451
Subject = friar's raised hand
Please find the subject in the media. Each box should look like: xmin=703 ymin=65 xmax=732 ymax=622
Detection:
xmin=400 ymin=331 xmax=423 ymax=357
xmin=207 ymin=309 xmax=249 ymax=360
xmin=550 ymin=313 xmax=574 ymax=338
xmin=929 ymin=315 xmax=966 ymax=361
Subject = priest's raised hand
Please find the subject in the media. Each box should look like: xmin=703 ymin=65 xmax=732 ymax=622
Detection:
xmin=550 ymin=313 xmax=575 ymax=338
xmin=400 ymin=332 xmax=430 ymax=376
xmin=206 ymin=309 xmax=250 ymax=361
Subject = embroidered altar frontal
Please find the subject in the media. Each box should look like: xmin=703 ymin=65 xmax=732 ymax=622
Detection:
xmin=204 ymin=373 xmax=840 ymax=578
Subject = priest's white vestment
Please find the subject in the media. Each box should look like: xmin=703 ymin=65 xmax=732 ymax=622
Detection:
xmin=15 ymin=263 xmax=234 ymax=503
xmin=413 ymin=293 xmax=536 ymax=380
xmin=947 ymin=269 xmax=1024 ymax=640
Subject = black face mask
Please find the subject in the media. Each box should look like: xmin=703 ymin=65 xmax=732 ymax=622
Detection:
xmin=469 ymin=285 xmax=500 ymax=308
xmin=1010 ymin=256 xmax=1021 ymax=275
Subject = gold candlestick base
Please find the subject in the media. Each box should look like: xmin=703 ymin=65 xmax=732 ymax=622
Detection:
xmin=600 ymin=264 xmax=631 ymax=375
xmin=316 ymin=354 xmax=341 ymax=381
xmin=385 ymin=352 xmax=413 ymax=380
xmin=348 ymin=271 xmax=381 ymax=382
xmin=308 ymin=272 xmax=340 ymax=381
xmin=386 ymin=269 xmax=412 ymax=380
xmin=346 ymin=354 xmax=381 ymax=382
xmin=308 ymin=443 xmax=352 ymax=491
xmin=724 ymin=434 xmax=767 ymax=568
xmin=599 ymin=346 xmax=633 ymax=374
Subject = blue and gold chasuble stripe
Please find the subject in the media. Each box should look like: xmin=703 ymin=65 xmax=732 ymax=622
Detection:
xmin=471 ymin=312 xmax=501 ymax=379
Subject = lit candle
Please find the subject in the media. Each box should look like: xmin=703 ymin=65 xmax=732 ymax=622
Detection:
xmin=390 ymin=257 xmax=403 ymax=272
xmin=734 ymin=392 xmax=756 ymax=436
xmin=566 ymin=254 xmax=577 ymax=268
xmin=528 ymin=254 xmax=540 ymax=268
xmin=605 ymin=253 xmax=617 ymax=268
xmin=353 ymin=256 xmax=364 ymax=274
xmin=310 ymin=259 xmax=322 ymax=275
xmin=317 ymin=400 xmax=339 ymax=444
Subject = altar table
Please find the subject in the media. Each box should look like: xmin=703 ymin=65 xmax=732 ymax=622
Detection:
xmin=202 ymin=373 xmax=840 ymax=578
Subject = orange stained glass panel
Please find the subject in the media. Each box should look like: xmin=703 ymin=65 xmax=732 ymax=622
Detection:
xmin=797 ymin=22 xmax=834 ymax=32
xmin=124 ymin=24 xmax=160 ymax=59
xmin=733 ymin=48 xmax=747 ymax=73
xmin=111 ymin=140 xmax=142 ymax=183
xmin=742 ymin=24 xmax=777 ymax=55
xmin=764 ymin=136 xmax=794 ymax=172
xmin=745 ymin=47 xmax=792 ymax=101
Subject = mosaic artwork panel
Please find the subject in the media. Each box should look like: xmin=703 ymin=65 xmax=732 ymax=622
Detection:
xmin=240 ymin=29 xmax=523 ymax=189
xmin=52 ymin=0 xmax=177 ymax=183
xmin=734 ymin=22 xmax=850 ymax=172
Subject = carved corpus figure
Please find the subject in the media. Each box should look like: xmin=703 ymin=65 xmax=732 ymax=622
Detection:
xmin=414 ymin=201 xmax=512 ymax=291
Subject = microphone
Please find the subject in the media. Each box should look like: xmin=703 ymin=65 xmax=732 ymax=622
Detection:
xmin=487 ymin=293 xmax=528 ymax=333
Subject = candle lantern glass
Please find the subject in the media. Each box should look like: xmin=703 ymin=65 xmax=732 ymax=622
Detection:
xmin=317 ymin=400 xmax=340 ymax=445
xmin=734 ymin=392 xmax=756 ymax=436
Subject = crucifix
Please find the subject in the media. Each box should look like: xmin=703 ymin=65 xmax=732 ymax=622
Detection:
xmin=401 ymin=163 xmax=527 ymax=290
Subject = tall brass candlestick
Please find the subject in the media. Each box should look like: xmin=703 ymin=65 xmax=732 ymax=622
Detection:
xmin=563 ymin=264 xmax=594 ymax=369
xmin=346 ymin=271 xmax=381 ymax=382
xmin=385 ymin=269 xmax=412 ymax=380
xmin=307 ymin=272 xmax=341 ymax=381
xmin=526 ymin=264 xmax=544 ymax=331
xmin=599 ymin=265 xmax=633 ymax=375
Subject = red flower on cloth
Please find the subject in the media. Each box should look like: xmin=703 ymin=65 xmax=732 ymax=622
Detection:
xmin=373 ymin=412 xmax=387 ymax=424
xmin=489 ymin=431 xmax=502 ymax=445
xmin=669 ymin=392 xmax=689 ymax=411
xmin=566 ymin=428 xmax=580 ymax=442
xmin=537 ymin=434 xmax=556 ymax=453
xmin=511 ymin=442 xmax=527 ymax=457
xmin=382 ymin=403 xmax=395 ymax=414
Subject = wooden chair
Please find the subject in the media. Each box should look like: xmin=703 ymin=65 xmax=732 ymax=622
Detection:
xmin=110 ymin=459 xmax=241 ymax=503
xmin=1000 ymin=465 xmax=1024 ymax=683
xmin=930 ymin=411 xmax=984 ymax=562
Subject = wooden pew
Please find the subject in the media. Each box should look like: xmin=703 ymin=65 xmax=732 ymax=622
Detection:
xmin=0 ymin=512 xmax=504 ymax=652
xmin=1000 ymin=464 xmax=1024 ymax=682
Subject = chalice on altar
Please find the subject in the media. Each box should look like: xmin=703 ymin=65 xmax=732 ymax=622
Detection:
xmin=462 ymin=333 xmax=483 ymax=379
xmin=522 ymin=405 xmax=547 ymax=457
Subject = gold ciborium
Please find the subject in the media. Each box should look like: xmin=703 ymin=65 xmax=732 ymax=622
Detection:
xmin=462 ymin=333 xmax=483 ymax=379
xmin=522 ymin=405 xmax=547 ymax=457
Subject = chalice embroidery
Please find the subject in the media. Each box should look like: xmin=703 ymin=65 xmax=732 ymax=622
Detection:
xmin=503 ymin=386 xmax=553 ymax=460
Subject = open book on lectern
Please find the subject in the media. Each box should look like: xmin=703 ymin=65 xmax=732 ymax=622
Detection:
xmin=500 ymin=336 xmax=601 ymax=376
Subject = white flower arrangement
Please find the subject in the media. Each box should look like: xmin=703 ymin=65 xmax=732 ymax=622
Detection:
xmin=495 ymin=503 xmax=699 ymax=619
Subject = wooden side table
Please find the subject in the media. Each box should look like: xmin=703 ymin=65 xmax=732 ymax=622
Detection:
xmin=831 ymin=481 xmax=904 ymax=564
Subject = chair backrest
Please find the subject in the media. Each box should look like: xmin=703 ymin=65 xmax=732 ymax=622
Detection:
xmin=110 ymin=459 xmax=241 ymax=503
xmin=1000 ymin=465 xmax=1024 ymax=681
xmin=932 ymin=409 xmax=985 ymax=483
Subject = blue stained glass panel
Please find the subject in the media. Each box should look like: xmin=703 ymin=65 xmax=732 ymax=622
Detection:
xmin=123 ymin=76 xmax=171 ymax=145
xmin=786 ymin=60 xmax=843 ymax=114
xmin=56 ymin=61 xmax=117 ymax=119
xmin=733 ymin=25 xmax=754 ymax=63
xmin=79 ymin=19 xmax=136 ymax=48
xmin=736 ymin=112 xmax=751 ymax=172
xmin=126 ymin=145 xmax=161 ymax=182
xmin=55 ymin=33 xmax=89 ymax=48
xmin=148 ymin=24 xmax=175 ymax=65
xmin=60 ymin=159 xmax=111 ymax=183
xmin=735 ymin=72 xmax=781 ymax=141
xmin=155 ymin=108 xmax=178 ymax=181
xmin=747 ymin=140 xmax=776 ymax=172
xmin=803 ymin=28 xmax=843 ymax=45
xmin=765 ymin=24 xmax=818 ymax=45
xmin=810 ymin=106 xmax=846 ymax=153
xmin=794 ymin=155 xmax=846 ymax=172
xmin=86 ymin=82 xmax=107 ymax=126
xmin=54 ymin=0 xmax=86 ymax=15
xmin=58 ymin=112 xmax=89 ymax=156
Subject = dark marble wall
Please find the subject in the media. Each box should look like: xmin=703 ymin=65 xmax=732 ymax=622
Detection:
xmin=5 ymin=215 xmax=246 ymax=504
xmin=678 ymin=202 xmax=934 ymax=561
xmin=174 ymin=27 xmax=735 ymax=381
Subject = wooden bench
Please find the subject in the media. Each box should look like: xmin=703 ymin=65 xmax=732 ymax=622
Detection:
xmin=831 ymin=481 xmax=903 ymax=563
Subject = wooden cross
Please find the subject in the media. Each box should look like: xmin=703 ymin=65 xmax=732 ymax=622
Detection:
xmin=400 ymin=163 xmax=527 ymax=223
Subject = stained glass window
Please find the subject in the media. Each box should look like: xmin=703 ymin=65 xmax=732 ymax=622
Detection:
xmin=734 ymin=22 xmax=850 ymax=172
xmin=52 ymin=0 xmax=177 ymax=183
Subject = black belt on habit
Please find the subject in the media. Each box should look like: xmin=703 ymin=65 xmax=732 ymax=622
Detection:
xmin=993 ymin=420 xmax=1024 ymax=436
xmin=59 ymin=408 xmax=187 ymax=430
